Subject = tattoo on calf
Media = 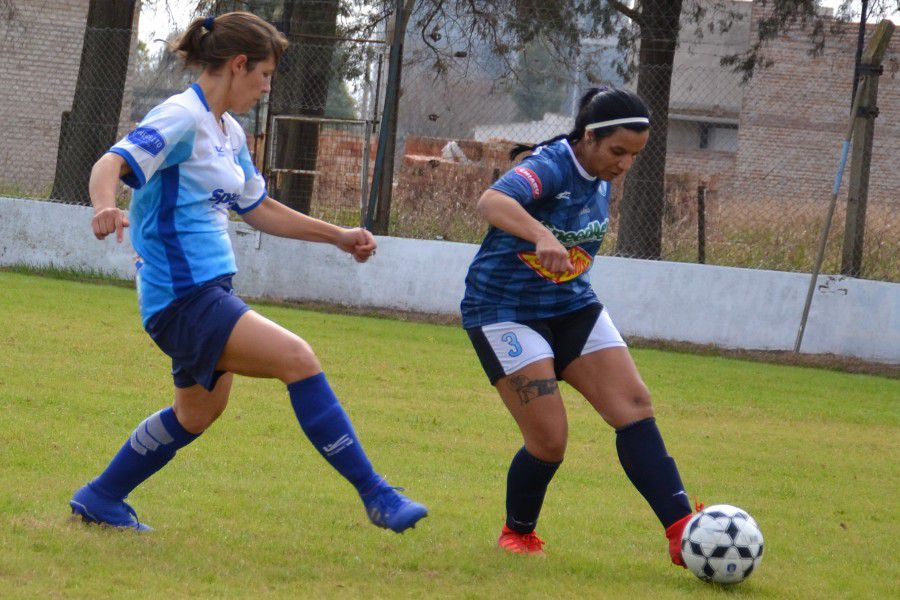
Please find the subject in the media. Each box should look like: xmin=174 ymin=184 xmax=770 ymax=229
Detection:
xmin=508 ymin=375 xmax=558 ymax=405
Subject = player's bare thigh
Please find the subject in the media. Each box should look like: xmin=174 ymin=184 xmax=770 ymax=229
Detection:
xmin=216 ymin=310 xmax=321 ymax=383
xmin=561 ymin=346 xmax=653 ymax=429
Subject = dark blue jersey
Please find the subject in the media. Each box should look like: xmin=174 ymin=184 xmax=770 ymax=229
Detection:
xmin=461 ymin=139 xmax=610 ymax=329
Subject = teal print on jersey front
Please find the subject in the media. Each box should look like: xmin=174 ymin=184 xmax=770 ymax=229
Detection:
xmin=543 ymin=218 xmax=608 ymax=247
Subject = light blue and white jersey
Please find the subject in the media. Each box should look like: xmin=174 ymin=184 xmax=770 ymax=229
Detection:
xmin=109 ymin=84 xmax=266 ymax=325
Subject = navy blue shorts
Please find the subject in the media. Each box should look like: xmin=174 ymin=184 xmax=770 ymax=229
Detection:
xmin=144 ymin=275 xmax=250 ymax=391
xmin=466 ymin=303 xmax=626 ymax=385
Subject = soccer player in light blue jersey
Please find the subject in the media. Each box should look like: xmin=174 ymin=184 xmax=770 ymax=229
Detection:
xmin=462 ymin=88 xmax=697 ymax=563
xmin=70 ymin=12 xmax=427 ymax=534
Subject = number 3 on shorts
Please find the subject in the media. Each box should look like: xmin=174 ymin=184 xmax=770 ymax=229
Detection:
xmin=501 ymin=332 xmax=523 ymax=357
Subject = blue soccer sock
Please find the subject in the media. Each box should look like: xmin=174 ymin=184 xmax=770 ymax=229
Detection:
xmin=288 ymin=372 xmax=382 ymax=495
xmin=91 ymin=407 xmax=200 ymax=500
xmin=505 ymin=446 xmax=561 ymax=533
xmin=615 ymin=417 xmax=692 ymax=528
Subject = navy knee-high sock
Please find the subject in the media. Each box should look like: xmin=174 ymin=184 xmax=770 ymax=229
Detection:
xmin=506 ymin=447 xmax=561 ymax=534
xmin=91 ymin=407 xmax=199 ymax=500
xmin=615 ymin=417 xmax=691 ymax=528
xmin=288 ymin=372 xmax=382 ymax=496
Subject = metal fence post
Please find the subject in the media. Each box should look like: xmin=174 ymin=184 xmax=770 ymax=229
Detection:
xmin=365 ymin=0 xmax=412 ymax=234
xmin=794 ymin=20 xmax=895 ymax=353
xmin=697 ymin=184 xmax=707 ymax=264
xmin=841 ymin=21 xmax=894 ymax=278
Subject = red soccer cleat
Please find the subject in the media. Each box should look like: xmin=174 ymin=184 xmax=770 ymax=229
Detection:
xmin=497 ymin=524 xmax=546 ymax=555
xmin=665 ymin=502 xmax=704 ymax=567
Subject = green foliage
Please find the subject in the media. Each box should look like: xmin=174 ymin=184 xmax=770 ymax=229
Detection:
xmin=405 ymin=1 xmax=899 ymax=84
xmin=512 ymin=38 xmax=568 ymax=121
xmin=324 ymin=49 xmax=360 ymax=119
xmin=0 ymin=182 xmax=52 ymax=200
xmin=1 ymin=271 xmax=898 ymax=598
xmin=324 ymin=78 xmax=358 ymax=119
xmin=0 ymin=265 xmax=132 ymax=288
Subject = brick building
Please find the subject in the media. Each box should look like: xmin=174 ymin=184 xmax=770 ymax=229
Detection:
xmin=408 ymin=1 xmax=897 ymax=213
xmin=0 ymin=1 xmax=140 ymax=196
xmin=734 ymin=2 xmax=899 ymax=206
xmin=4 ymin=1 xmax=892 ymax=230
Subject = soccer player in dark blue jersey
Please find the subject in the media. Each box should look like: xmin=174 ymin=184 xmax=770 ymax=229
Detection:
xmin=462 ymin=87 xmax=696 ymax=564
xmin=70 ymin=12 xmax=426 ymax=534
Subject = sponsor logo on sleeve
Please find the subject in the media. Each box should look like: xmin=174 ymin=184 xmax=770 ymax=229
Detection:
xmin=127 ymin=126 xmax=166 ymax=157
xmin=513 ymin=166 xmax=542 ymax=198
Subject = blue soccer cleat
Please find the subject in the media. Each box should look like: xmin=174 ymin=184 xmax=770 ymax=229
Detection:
xmin=362 ymin=483 xmax=428 ymax=533
xmin=69 ymin=482 xmax=152 ymax=532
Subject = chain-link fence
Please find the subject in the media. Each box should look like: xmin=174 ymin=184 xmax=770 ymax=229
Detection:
xmin=0 ymin=1 xmax=384 ymax=216
xmin=0 ymin=1 xmax=896 ymax=282
xmin=388 ymin=1 xmax=899 ymax=282
xmin=267 ymin=114 xmax=374 ymax=225
xmin=0 ymin=2 xmax=138 ymax=204
xmin=265 ymin=36 xmax=383 ymax=224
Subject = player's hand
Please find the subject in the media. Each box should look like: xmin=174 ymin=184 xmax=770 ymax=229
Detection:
xmin=336 ymin=227 xmax=377 ymax=263
xmin=92 ymin=207 xmax=130 ymax=243
xmin=535 ymin=230 xmax=574 ymax=274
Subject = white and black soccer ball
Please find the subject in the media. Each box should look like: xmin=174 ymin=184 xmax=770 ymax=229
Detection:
xmin=681 ymin=504 xmax=764 ymax=584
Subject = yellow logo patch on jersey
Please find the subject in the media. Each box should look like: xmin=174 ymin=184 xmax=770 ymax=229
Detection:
xmin=517 ymin=245 xmax=593 ymax=284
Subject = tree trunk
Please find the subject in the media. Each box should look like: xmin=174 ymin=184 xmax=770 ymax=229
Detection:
xmin=615 ymin=0 xmax=682 ymax=259
xmin=51 ymin=0 xmax=137 ymax=204
xmin=267 ymin=0 xmax=339 ymax=214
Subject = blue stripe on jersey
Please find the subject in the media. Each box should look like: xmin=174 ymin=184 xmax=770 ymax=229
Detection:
xmin=108 ymin=148 xmax=146 ymax=188
xmin=111 ymin=86 xmax=267 ymax=324
xmin=190 ymin=83 xmax=211 ymax=112
xmin=233 ymin=190 xmax=266 ymax=215
xmin=158 ymin=165 xmax=195 ymax=295
xmin=161 ymin=138 xmax=195 ymax=170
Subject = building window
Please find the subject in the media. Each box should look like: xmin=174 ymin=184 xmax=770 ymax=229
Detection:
xmin=699 ymin=123 xmax=710 ymax=149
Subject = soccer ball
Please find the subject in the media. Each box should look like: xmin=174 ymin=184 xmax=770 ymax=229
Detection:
xmin=681 ymin=504 xmax=764 ymax=584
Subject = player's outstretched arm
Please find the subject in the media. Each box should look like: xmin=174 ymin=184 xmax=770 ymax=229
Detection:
xmin=88 ymin=153 xmax=131 ymax=243
xmin=241 ymin=197 xmax=376 ymax=263
xmin=477 ymin=189 xmax=573 ymax=274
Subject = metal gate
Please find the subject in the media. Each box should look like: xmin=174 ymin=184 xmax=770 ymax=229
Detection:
xmin=266 ymin=115 xmax=375 ymax=227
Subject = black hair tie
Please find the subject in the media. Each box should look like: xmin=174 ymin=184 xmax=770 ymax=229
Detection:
xmin=203 ymin=16 xmax=215 ymax=31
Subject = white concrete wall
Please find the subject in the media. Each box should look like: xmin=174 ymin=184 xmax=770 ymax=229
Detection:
xmin=2 ymin=197 xmax=898 ymax=364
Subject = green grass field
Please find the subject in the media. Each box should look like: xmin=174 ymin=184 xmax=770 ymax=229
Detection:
xmin=1 ymin=271 xmax=897 ymax=599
